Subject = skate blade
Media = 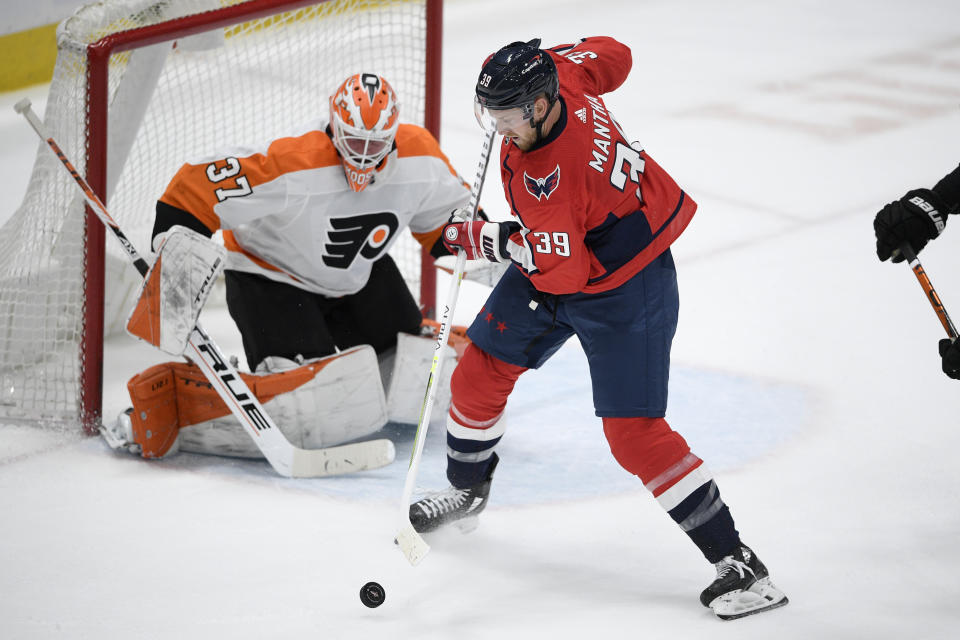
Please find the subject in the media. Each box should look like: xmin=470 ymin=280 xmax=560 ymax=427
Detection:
xmin=711 ymin=578 xmax=788 ymax=621
xmin=98 ymin=422 xmax=140 ymax=454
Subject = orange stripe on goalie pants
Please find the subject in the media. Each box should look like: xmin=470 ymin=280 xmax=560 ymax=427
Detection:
xmin=125 ymin=356 xmax=343 ymax=458
xmin=125 ymin=253 xmax=164 ymax=347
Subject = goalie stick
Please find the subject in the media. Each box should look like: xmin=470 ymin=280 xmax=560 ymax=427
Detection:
xmin=395 ymin=126 xmax=497 ymax=565
xmin=898 ymin=241 xmax=959 ymax=340
xmin=15 ymin=98 xmax=394 ymax=478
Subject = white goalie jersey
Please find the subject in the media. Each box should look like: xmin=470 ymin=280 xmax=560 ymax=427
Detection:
xmin=158 ymin=121 xmax=470 ymax=296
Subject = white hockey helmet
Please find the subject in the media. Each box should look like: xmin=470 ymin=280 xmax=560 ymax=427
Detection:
xmin=329 ymin=73 xmax=400 ymax=192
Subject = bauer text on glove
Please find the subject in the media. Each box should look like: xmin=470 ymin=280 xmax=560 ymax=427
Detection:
xmin=874 ymin=188 xmax=948 ymax=262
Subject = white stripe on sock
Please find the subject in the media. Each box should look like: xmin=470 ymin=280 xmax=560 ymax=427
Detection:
xmin=644 ymin=452 xmax=702 ymax=494
xmin=655 ymin=464 xmax=714 ymax=512
xmin=446 ymin=410 xmax=506 ymax=441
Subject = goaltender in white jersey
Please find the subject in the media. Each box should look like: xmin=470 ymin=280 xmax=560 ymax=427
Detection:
xmin=102 ymin=73 xmax=473 ymax=462
xmin=161 ymin=114 xmax=466 ymax=297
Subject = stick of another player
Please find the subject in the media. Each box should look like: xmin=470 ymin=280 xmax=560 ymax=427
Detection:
xmin=395 ymin=126 xmax=497 ymax=565
xmin=898 ymin=241 xmax=959 ymax=340
xmin=15 ymin=98 xmax=394 ymax=478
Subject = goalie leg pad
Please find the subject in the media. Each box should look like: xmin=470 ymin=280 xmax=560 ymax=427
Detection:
xmin=178 ymin=345 xmax=388 ymax=456
xmin=126 ymin=225 xmax=226 ymax=356
xmin=125 ymin=345 xmax=387 ymax=459
xmin=383 ymin=320 xmax=470 ymax=424
xmin=123 ymin=366 xmax=182 ymax=459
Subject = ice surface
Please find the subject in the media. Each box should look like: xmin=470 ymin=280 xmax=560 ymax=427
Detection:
xmin=2 ymin=0 xmax=960 ymax=638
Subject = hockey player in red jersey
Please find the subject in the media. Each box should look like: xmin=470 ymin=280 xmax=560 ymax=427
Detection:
xmin=408 ymin=38 xmax=788 ymax=619
xmin=873 ymin=164 xmax=960 ymax=378
xmin=101 ymin=73 xmax=473 ymax=463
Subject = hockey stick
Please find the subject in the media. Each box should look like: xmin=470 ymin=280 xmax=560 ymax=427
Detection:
xmin=898 ymin=241 xmax=959 ymax=340
xmin=15 ymin=98 xmax=394 ymax=478
xmin=395 ymin=126 xmax=497 ymax=565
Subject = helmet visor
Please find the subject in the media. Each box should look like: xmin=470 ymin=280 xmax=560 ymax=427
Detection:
xmin=474 ymin=97 xmax=533 ymax=133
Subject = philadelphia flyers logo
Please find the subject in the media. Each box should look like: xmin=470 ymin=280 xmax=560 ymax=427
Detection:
xmin=322 ymin=212 xmax=399 ymax=268
xmin=523 ymin=165 xmax=560 ymax=201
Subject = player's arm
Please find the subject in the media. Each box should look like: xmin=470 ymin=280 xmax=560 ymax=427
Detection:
xmin=125 ymin=161 xmax=231 ymax=356
xmin=874 ymin=163 xmax=960 ymax=262
xmin=399 ymin=125 xmax=479 ymax=257
xmin=416 ymin=207 xmax=493 ymax=259
xmin=153 ymin=200 xmax=215 ymax=249
xmin=154 ymin=160 xmax=225 ymax=250
xmin=443 ymin=204 xmax=590 ymax=293
xmin=932 ymin=163 xmax=960 ymax=210
xmin=153 ymin=137 xmax=303 ymax=250
xmin=550 ymin=36 xmax=632 ymax=95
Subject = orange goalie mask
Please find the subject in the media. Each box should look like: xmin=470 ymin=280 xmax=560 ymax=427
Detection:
xmin=329 ymin=73 xmax=400 ymax=192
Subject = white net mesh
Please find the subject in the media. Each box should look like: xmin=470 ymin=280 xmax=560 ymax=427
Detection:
xmin=0 ymin=0 xmax=433 ymax=428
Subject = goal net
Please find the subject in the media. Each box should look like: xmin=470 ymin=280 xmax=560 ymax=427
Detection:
xmin=0 ymin=0 xmax=442 ymax=432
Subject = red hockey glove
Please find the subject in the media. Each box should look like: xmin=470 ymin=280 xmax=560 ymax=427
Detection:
xmin=442 ymin=219 xmax=522 ymax=262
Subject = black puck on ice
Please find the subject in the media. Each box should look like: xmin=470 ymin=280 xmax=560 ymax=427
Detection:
xmin=359 ymin=581 xmax=385 ymax=608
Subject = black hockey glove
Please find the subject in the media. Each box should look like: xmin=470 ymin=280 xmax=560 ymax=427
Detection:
xmin=938 ymin=338 xmax=960 ymax=380
xmin=874 ymin=188 xmax=948 ymax=263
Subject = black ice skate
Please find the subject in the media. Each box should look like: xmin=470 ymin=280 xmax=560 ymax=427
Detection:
xmin=700 ymin=545 xmax=788 ymax=620
xmin=409 ymin=454 xmax=498 ymax=534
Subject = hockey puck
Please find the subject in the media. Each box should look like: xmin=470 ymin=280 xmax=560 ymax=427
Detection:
xmin=359 ymin=581 xmax=385 ymax=608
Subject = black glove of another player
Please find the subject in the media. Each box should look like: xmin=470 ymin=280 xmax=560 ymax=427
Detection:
xmin=938 ymin=339 xmax=960 ymax=380
xmin=874 ymin=189 xmax=948 ymax=263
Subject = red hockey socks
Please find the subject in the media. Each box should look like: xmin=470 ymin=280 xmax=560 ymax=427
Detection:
xmin=445 ymin=344 xmax=526 ymax=488
xmin=602 ymin=416 xmax=740 ymax=563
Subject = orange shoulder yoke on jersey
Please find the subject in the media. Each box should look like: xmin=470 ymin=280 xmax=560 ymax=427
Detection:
xmin=160 ymin=129 xmax=341 ymax=232
xmin=410 ymin=228 xmax=443 ymax=253
xmin=395 ymin=124 xmax=464 ymax=183
xmin=395 ymin=124 xmax=470 ymax=251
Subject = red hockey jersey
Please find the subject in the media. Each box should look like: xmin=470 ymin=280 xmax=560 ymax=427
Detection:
xmin=499 ymin=36 xmax=696 ymax=295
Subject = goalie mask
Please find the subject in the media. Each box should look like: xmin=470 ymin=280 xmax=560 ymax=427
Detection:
xmin=329 ymin=73 xmax=400 ymax=192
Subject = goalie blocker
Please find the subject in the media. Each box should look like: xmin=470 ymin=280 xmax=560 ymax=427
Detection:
xmin=104 ymin=321 xmax=471 ymax=459
xmin=126 ymin=226 xmax=226 ymax=356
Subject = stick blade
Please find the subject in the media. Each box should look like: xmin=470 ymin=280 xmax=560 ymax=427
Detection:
xmin=395 ymin=521 xmax=430 ymax=565
xmin=290 ymin=438 xmax=395 ymax=478
xmin=13 ymin=98 xmax=31 ymax=114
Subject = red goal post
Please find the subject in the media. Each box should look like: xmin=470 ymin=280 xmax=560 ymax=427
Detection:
xmin=0 ymin=0 xmax=443 ymax=433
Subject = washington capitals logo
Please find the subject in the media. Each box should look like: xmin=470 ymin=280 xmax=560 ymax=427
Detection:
xmin=523 ymin=165 xmax=560 ymax=201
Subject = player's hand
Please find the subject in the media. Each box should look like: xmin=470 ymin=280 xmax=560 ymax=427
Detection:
xmin=874 ymin=188 xmax=947 ymax=262
xmin=442 ymin=219 xmax=521 ymax=262
xmin=447 ymin=205 xmax=489 ymax=224
xmin=938 ymin=338 xmax=960 ymax=380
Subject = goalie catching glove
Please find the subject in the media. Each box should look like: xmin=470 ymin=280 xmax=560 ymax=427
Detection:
xmin=126 ymin=226 xmax=226 ymax=355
